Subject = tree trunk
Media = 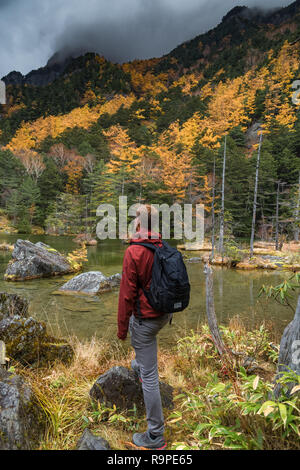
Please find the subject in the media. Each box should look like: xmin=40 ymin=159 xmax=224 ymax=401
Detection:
xmin=204 ymin=263 xmax=226 ymax=355
xmin=295 ymin=172 xmax=300 ymax=242
xmin=250 ymin=131 xmax=263 ymax=259
xmin=210 ymin=156 xmax=216 ymax=261
xmin=219 ymin=136 xmax=227 ymax=260
xmin=275 ymin=181 xmax=280 ymax=251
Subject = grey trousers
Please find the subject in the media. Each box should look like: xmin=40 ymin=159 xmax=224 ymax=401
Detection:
xmin=129 ymin=313 xmax=171 ymax=436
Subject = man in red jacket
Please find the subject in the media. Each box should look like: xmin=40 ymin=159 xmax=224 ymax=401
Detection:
xmin=117 ymin=204 xmax=171 ymax=450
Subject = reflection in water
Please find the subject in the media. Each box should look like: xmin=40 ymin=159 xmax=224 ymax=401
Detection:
xmin=0 ymin=234 xmax=295 ymax=345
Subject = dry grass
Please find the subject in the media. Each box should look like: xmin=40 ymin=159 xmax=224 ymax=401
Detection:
xmin=13 ymin=318 xmax=297 ymax=451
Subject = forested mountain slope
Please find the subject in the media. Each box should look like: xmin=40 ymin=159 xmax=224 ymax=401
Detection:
xmin=0 ymin=1 xmax=300 ymax=239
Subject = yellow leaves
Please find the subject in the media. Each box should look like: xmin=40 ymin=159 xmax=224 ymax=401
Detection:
xmin=154 ymin=145 xmax=192 ymax=201
xmin=123 ymin=61 xmax=168 ymax=96
xmin=5 ymin=95 xmax=136 ymax=153
xmin=173 ymin=73 xmax=201 ymax=94
xmin=135 ymin=109 xmax=146 ymax=120
xmin=207 ymin=77 xmax=249 ymax=135
xmin=262 ymin=41 xmax=299 ymax=130
xmin=6 ymin=102 xmax=26 ymax=117
xmin=80 ymin=88 xmax=97 ymax=106
xmin=269 ymin=41 xmax=299 ymax=91
xmin=67 ymin=244 xmax=88 ymax=271
xmin=104 ymin=125 xmax=138 ymax=177
xmin=266 ymin=100 xmax=297 ymax=129
xmin=200 ymin=128 xmax=221 ymax=150
xmin=180 ymin=113 xmax=204 ymax=149
xmin=63 ymin=155 xmax=85 ymax=194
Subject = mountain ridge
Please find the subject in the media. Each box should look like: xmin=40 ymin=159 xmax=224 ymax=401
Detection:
xmin=2 ymin=1 xmax=300 ymax=87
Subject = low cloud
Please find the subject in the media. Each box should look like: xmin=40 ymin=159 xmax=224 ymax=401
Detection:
xmin=0 ymin=0 xmax=293 ymax=77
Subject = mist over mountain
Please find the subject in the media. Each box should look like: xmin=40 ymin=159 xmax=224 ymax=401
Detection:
xmin=2 ymin=0 xmax=299 ymax=86
xmin=0 ymin=0 xmax=294 ymax=78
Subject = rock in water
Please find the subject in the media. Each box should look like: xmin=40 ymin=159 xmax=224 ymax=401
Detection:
xmin=58 ymin=271 xmax=121 ymax=295
xmin=76 ymin=429 xmax=110 ymax=450
xmin=4 ymin=239 xmax=74 ymax=281
xmin=90 ymin=366 xmax=173 ymax=413
xmin=274 ymin=295 xmax=300 ymax=397
xmin=0 ymin=368 xmax=45 ymax=450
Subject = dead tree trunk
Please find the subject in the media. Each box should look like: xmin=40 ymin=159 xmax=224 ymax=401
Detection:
xmin=295 ymin=172 xmax=300 ymax=242
xmin=204 ymin=263 xmax=226 ymax=355
xmin=219 ymin=136 xmax=227 ymax=260
xmin=250 ymin=131 xmax=263 ymax=259
xmin=210 ymin=156 xmax=216 ymax=261
xmin=275 ymin=181 xmax=280 ymax=251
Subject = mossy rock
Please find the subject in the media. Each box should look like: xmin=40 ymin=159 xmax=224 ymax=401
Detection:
xmin=236 ymin=262 xmax=258 ymax=270
xmin=39 ymin=338 xmax=74 ymax=366
xmin=0 ymin=315 xmax=73 ymax=367
xmin=5 ymin=239 xmax=74 ymax=281
xmin=90 ymin=366 xmax=173 ymax=415
xmin=0 ymin=292 xmax=28 ymax=321
xmin=0 ymin=368 xmax=46 ymax=450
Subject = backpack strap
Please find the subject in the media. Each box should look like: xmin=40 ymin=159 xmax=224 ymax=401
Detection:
xmin=130 ymin=241 xmax=160 ymax=251
xmin=130 ymin=241 xmax=160 ymax=324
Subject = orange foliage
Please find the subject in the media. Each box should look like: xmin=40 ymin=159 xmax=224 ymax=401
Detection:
xmin=6 ymin=95 xmax=136 ymax=153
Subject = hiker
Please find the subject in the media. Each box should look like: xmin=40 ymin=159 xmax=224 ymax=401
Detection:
xmin=117 ymin=204 xmax=170 ymax=450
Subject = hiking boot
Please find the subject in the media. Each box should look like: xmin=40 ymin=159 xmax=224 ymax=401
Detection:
xmin=132 ymin=431 xmax=167 ymax=450
xmin=131 ymin=359 xmax=142 ymax=383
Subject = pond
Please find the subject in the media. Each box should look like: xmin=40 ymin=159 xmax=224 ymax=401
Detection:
xmin=0 ymin=233 xmax=296 ymax=345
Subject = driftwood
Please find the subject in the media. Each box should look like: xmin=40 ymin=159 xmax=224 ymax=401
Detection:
xmin=274 ymin=295 xmax=300 ymax=397
xmin=204 ymin=263 xmax=226 ymax=355
xmin=0 ymin=341 xmax=5 ymax=366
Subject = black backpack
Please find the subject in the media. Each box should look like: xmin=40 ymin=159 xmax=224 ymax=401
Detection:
xmin=130 ymin=240 xmax=190 ymax=316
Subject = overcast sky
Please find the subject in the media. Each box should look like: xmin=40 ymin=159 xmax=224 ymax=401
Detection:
xmin=0 ymin=0 xmax=294 ymax=78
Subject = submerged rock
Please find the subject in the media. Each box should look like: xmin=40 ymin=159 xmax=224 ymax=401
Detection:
xmin=4 ymin=239 xmax=74 ymax=281
xmin=90 ymin=366 xmax=173 ymax=414
xmin=76 ymin=429 xmax=111 ymax=450
xmin=58 ymin=271 xmax=121 ymax=295
xmin=0 ymin=368 xmax=45 ymax=450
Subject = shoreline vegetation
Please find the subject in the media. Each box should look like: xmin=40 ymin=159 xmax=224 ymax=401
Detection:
xmin=0 ymin=238 xmax=299 ymax=450
xmin=12 ymin=317 xmax=300 ymax=450
xmin=1 ymin=233 xmax=300 ymax=272
xmin=180 ymin=240 xmax=300 ymax=272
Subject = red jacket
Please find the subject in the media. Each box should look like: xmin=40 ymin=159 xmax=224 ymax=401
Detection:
xmin=117 ymin=231 xmax=163 ymax=340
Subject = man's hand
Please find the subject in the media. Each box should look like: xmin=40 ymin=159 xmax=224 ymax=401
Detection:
xmin=117 ymin=333 xmax=127 ymax=341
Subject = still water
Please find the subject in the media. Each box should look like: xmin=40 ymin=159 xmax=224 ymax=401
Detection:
xmin=0 ymin=234 xmax=295 ymax=344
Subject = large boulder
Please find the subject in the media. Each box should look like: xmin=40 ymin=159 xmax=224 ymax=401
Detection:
xmin=4 ymin=240 xmax=74 ymax=281
xmin=58 ymin=271 xmax=121 ymax=295
xmin=90 ymin=366 xmax=173 ymax=414
xmin=274 ymin=295 xmax=300 ymax=397
xmin=76 ymin=429 xmax=110 ymax=450
xmin=0 ymin=293 xmax=73 ymax=366
xmin=0 ymin=367 xmax=45 ymax=450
